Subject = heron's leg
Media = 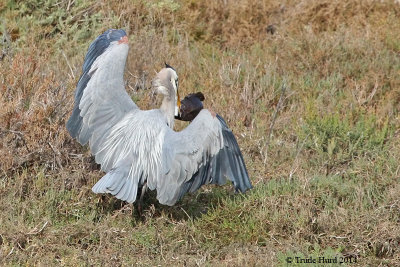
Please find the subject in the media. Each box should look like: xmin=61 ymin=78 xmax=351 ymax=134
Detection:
xmin=137 ymin=182 xmax=148 ymax=215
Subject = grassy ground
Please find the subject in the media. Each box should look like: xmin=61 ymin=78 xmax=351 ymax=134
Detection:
xmin=1 ymin=0 xmax=400 ymax=266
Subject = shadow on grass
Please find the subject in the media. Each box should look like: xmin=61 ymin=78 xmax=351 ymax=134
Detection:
xmin=93 ymin=185 xmax=241 ymax=223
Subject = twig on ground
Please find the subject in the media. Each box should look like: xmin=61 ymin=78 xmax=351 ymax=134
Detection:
xmin=48 ymin=142 xmax=64 ymax=170
xmin=180 ymin=207 xmax=192 ymax=222
xmin=27 ymin=221 xmax=49 ymax=235
xmin=62 ymin=52 xmax=75 ymax=80
xmin=289 ymin=133 xmax=310 ymax=181
xmin=6 ymin=247 xmax=14 ymax=258
xmin=263 ymin=84 xmax=287 ymax=164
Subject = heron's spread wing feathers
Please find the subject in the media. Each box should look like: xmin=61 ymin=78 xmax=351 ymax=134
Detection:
xmin=66 ymin=37 xmax=137 ymax=147
xmin=66 ymin=32 xmax=151 ymax=204
xmin=92 ymin=159 xmax=139 ymax=204
xmin=91 ymin=110 xmax=166 ymax=203
xmin=67 ymin=31 xmax=251 ymax=206
xmin=66 ymin=34 xmax=111 ymax=139
xmin=157 ymin=110 xmax=252 ymax=206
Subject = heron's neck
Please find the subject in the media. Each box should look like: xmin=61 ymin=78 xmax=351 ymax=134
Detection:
xmin=160 ymin=96 xmax=175 ymax=128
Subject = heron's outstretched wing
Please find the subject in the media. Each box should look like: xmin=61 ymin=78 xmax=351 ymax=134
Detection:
xmin=156 ymin=110 xmax=252 ymax=206
xmin=66 ymin=29 xmax=138 ymax=148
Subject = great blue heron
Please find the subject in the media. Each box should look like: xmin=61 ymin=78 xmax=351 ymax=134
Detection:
xmin=67 ymin=29 xmax=252 ymax=208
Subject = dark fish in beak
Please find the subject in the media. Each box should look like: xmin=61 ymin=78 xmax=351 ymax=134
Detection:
xmin=175 ymin=92 xmax=205 ymax=121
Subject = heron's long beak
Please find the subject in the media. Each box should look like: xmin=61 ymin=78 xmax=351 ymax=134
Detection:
xmin=175 ymin=91 xmax=181 ymax=117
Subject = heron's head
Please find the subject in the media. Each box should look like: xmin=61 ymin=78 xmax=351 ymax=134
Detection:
xmin=153 ymin=63 xmax=181 ymax=116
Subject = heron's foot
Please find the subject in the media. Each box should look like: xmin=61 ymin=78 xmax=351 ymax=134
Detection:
xmin=137 ymin=202 xmax=143 ymax=216
xmin=136 ymin=182 xmax=148 ymax=216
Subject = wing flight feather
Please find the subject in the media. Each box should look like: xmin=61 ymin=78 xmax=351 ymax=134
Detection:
xmin=66 ymin=29 xmax=138 ymax=148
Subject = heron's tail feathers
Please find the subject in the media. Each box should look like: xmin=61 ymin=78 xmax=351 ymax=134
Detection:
xmin=92 ymin=166 xmax=138 ymax=204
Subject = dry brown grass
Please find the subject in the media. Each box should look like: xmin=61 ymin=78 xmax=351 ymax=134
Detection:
xmin=1 ymin=0 xmax=400 ymax=265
